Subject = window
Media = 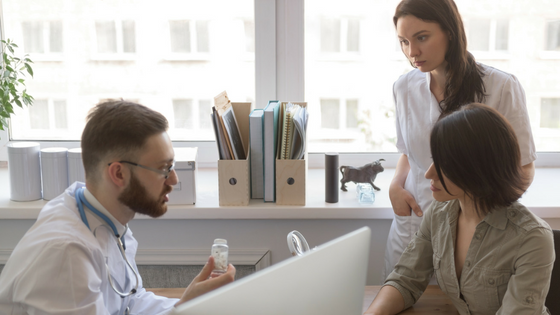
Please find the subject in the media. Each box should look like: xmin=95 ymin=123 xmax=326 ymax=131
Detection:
xmin=320 ymin=17 xmax=360 ymax=53
xmin=1 ymin=0 xmax=559 ymax=165
xmin=22 ymin=20 xmax=63 ymax=54
xmin=244 ymin=20 xmax=255 ymax=53
xmin=173 ymin=99 xmax=193 ymax=129
xmin=12 ymin=99 xmax=68 ymax=134
xmin=541 ymin=98 xmax=560 ymax=128
xmin=546 ymin=20 xmax=560 ymax=51
xmin=95 ymin=20 xmax=136 ymax=54
xmin=169 ymin=20 xmax=209 ymax=53
xmin=346 ymin=99 xmax=358 ymax=129
xmin=320 ymin=99 xmax=340 ymax=129
xmin=2 ymin=0 xmax=254 ymax=143
xmin=169 ymin=99 xmax=213 ymax=140
xmin=466 ymin=19 xmax=509 ymax=52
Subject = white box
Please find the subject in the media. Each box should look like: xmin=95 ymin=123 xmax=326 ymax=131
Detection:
xmin=168 ymin=147 xmax=198 ymax=205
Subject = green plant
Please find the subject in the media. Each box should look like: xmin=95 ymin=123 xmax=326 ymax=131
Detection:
xmin=0 ymin=38 xmax=34 ymax=137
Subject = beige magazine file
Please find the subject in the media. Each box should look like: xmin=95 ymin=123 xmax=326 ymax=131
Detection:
xmin=218 ymin=102 xmax=251 ymax=206
xmin=276 ymin=102 xmax=307 ymax=206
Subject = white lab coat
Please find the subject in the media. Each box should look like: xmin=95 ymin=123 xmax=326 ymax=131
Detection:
xmin=0 ymin=182 xmax=179 ymax=315
xmin=382 ymin=64 xmax=537 ymax=281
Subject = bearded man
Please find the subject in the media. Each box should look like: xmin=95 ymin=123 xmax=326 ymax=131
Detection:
xmin=0 ymin=100 xmax=235 ymax=315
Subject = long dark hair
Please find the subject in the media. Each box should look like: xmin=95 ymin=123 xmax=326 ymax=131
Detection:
xmin=394 ymin=0 xmax=486 ymax=115
xmin=430 ymin=103 xmax=527 ymax=216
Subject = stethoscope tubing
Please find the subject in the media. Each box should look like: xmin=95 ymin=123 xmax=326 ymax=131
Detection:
xmin=76 ymin=187 xmax=140 ymax=300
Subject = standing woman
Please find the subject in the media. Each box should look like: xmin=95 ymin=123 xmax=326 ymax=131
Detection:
xmin=383 ymin=0 xmax=537 ymax=280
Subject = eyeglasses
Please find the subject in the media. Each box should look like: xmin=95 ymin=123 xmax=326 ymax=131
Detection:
xmin=108 ymin=161 xmax=175 ymax=179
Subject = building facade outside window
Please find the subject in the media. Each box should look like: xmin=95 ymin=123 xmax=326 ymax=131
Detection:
xmin=1 ymin=0 xmax=559 ymax=160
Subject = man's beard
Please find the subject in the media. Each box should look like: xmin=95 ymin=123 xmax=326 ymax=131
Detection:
xmin=118 ymin=173 xmax=173 ymax=218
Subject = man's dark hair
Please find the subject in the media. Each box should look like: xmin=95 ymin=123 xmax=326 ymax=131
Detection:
xmin=430 ymin=103 xmax=527 ymax=216
xmin=81 ymin=100 xmax=169 ymax=183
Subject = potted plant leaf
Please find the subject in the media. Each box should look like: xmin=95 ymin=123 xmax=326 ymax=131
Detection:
xmin=0 ymin=38 xmax=34 ymax=138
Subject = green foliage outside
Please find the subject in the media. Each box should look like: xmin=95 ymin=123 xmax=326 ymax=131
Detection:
xmin=0 ymin=38 xmax=34 ymax=138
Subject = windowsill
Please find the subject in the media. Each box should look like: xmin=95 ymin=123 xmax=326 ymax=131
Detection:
xmin=162 ymin=53 xmax=212 ymax=61
xmin=0 ymin=167 xmax=558 ymax=220
xmin=89 ymin=53 xmax=138 ymax=61
xmin=539 ymin=51 xmax=560 ymax=60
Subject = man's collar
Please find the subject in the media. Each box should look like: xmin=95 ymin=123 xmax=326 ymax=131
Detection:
xmin=83 ymin=188 xmax=127 ymax=236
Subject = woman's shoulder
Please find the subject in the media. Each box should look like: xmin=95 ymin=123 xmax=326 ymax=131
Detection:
xmin=504 ymin=201 xmax=552 ymax=233
xmin=479 ymin=63 xmax=521 ymax=87
xmin=393 ymin=68 xmax=425 ymax=91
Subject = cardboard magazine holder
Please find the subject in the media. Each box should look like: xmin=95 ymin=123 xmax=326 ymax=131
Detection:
xmin=218 ymin=102 xmax=251 ymax=206
xmin=275 ymin=102 xmax=307 ymax=206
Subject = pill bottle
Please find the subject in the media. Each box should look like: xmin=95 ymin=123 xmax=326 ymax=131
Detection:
xmin=211 ymin=238 xmax=228 ymax=274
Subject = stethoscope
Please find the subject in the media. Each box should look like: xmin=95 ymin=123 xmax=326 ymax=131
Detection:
xmin=76 ymin=187 xmax=139 ymax=315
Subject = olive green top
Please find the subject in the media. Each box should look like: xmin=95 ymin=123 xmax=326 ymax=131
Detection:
xmin=385 ymin=199 xmax=554 ymax=315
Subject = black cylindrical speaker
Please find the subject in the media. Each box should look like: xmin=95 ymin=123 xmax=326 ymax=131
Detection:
xmin=325 ymin=152 xmax=339 ymax=203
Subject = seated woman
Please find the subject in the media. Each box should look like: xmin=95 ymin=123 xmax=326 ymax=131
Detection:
xmin=365 ymin=103 xmax=554 ymax=315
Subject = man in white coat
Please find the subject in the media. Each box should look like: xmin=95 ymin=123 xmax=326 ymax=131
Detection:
xmin=0 ymin=100 xmax=236 ymax=314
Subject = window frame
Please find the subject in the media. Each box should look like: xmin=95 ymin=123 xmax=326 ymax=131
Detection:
xmin=465 ymin=18 xmax=511 ymax=60
xmin=0 ymin=0 xmax=558 ymax=168
xmin=90 ymin=19 xmax=138 ymax=61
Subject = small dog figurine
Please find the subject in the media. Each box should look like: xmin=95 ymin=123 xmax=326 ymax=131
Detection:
xmin=340 ymin=159 xmax=385 ymax=191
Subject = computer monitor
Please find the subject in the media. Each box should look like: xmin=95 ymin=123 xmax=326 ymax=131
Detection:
xmin=171 ymin=226 xmax=371 ymax=315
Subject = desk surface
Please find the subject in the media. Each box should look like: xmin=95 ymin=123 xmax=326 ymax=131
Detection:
xmin=147 ymin=285 xmax=459 ymax=314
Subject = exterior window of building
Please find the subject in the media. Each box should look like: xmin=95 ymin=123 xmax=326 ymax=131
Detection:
xmin=198 ymin=100 xmax=212 ymax=129
xmin=95 ymin=21 xmax=117 ymax=53
xmin=546 ymin=19 xmax=560 ymax=51
xmin=321 ymin=18 xmax=340 ymax=52
xmin=244 ymin=20 xmax=255 ymax=53
xmin=347 ymin=19 xmax=360 ymax=52
xmin=4 ymin=0 xmax=254 ymax=142
xmin=320 ymin=17 xmax=360 ymax=53
xmin=320 ymin=99 xmax=340 ymax=129
xmin=346 ymin=99 xmax=359 ymax=129
xmin=467 ymin=19 xmax=509 ymax=52
xmin=541 ymin=98 xmax=560 ymax=128
xmin=53 ymin=100 xmax=68 ymax=129
xmin=173 ymin=99 xmax=194 ymax=129
xmin=95 ymin=20 xmax=136 ymax=54
xmin=169 ymin=20 xmax=210 ymax=53
xmin=22 ymin=20 xmax=63 ymax=54
xmin=122 ymin=20 xmax=136 ymax=53
xmin=170 ymin=21 xmax=191 ymax=53
xmin=26 ymin=99 xmax=68 ymax=130
xmin=29 ymin=100 xmax=50 ymax=129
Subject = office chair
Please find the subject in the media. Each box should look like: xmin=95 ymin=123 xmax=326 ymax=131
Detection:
xmin=546 ymin=230 xmax=560 ymax=315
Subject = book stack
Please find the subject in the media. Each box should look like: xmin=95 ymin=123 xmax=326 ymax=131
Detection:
xmin=211 ymin=91 xmax=251 ymax=206
xmin=210 ymin=92 xmax=308 ymax=206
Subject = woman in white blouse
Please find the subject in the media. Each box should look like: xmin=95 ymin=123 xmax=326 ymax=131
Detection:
xmin=383 ymin=0 xmax=537 ymax=281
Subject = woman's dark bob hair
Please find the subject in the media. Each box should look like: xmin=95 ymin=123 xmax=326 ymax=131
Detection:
xmin=430 ymin=103 xmax=527 ymax=216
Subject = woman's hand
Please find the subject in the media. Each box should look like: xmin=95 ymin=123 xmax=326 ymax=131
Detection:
xmin=389 ymin=183 xmax=422 ymax=217
xmin=389 ymin=154 xmax=422 ymax=217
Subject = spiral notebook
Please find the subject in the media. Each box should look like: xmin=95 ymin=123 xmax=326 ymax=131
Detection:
xmin=279 ymin=103 xmax=307 ymax=160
